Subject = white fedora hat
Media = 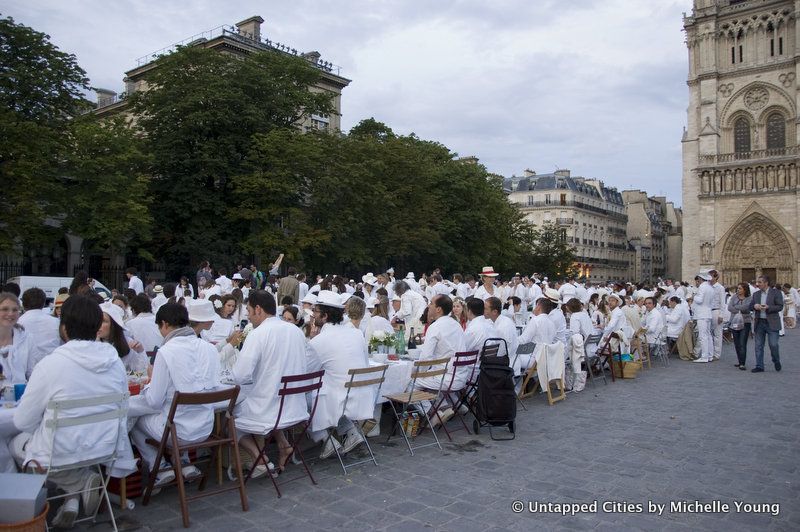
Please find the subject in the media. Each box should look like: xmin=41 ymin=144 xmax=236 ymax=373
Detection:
xmin=187 ymin=299 xmax=217 ymax=322
xmin=544 ymin=288 xmax=560 ymax=303
xmin=153 ymin=285 xmax=164 ymax=294
xmin=316 ymin=290 xmax=344 ymax=309
xmin=300 ymin=293 xmax=317 ymax=305
xmin=480 ymin=266 xmax=499 ymax=277
xmin=362 ymin=273 xmax=378 ymax=285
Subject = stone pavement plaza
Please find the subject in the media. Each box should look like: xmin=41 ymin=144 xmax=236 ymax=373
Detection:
xmin=84 ymin=329 xmax=799 ymax=531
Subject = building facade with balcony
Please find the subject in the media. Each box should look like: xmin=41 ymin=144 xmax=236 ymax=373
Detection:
xmin=505 ymin=169 xmax=633 ymax=281
xmin=622 ymin=190 xmax=684 ymax=282
xmin=682 ymin=0 xmax=800 ymax=286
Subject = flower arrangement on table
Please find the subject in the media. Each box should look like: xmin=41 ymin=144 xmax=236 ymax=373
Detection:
xmin=369 ymin=330 xmax=395 ymax=352
xmin=238 ymin=322 xmax=253 ymax=349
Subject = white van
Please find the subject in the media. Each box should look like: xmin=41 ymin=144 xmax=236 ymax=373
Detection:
xmin=6 ymin=276 xmax=113 ymax=302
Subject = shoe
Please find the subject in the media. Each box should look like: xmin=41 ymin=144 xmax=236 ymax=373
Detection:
xmin=154 ymin=468 xmax=175 ymax=487
xmin=775 ymin=361 xmax=782 ymax=372
xmin=341 ymin=430 xmax=365 ymax=454
xmin=52 ymin=497 xmax=79 ymax=529
xmin=739 ymin=366 xmax=746 ymax=371
xmin=457 ymin=404 xmax=469 ymax=416
xmin=249 ymin=462 xmax=275 ymax=479
xmin=181 ymin=464 xmax=202 ymax=481
xmin=751 ymin=367 xmax=764 ymax=373
xmin=365 ymin=420 xmax=381 ymax=438
xmin=712 ymin=356 xmax=720 ymax=361
xmin=733 ymin=364 xmax=740 ymax=368
xmin=80 ymin=472 xmax=103 ymax=517
xmin=692 ymin=358 xmax=710 ymax=363
xmin=320 ymin=436 xmax=342 ymax=459
xmin=361 ymin=419 xmax=377 ymax=434
xmin=439 ymin=408 xmax=455 ymax=424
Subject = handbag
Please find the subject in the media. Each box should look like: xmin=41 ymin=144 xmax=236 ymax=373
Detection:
xmin=729 ymin=310 xmax=745 ymax=331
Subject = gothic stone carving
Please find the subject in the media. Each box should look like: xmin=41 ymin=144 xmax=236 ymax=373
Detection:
xmin=744 ymin=87 xmax=769 ymax=110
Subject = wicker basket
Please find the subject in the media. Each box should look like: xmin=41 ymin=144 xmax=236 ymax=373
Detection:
xmin=621 ymin=360 xmax=642 ymax=379
xmin=0 ymin=503 xmax=48 ymax=532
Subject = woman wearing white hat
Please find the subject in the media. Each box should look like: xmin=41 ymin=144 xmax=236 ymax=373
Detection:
xmin=473 ymin=267 xmax=500 ymax=301
xmin=98 ymin=301 xmax=148 ymax=373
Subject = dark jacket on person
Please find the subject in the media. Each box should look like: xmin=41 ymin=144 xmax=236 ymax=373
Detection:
xmin=748 ymin=287 xmax=784 ymax=331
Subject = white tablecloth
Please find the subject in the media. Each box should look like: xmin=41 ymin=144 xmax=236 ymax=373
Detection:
xmin=0 ymin=404 xmax=18 ymax=472
xmin=370 ymin=359 xmax=413 ymax=402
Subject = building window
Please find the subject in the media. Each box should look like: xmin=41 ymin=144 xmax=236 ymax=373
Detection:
xmin=738 ymin=45 xmax=743 ymax=63
xmin=779 ymin=37 xmax=783 ymax=55
xmin=770 ymin=38 xmax=775 ymax=57
xmin=545 ymin=194 xmax=551 ymax=205
xmin=527 ymin=195 xmax=534 ymax=206
xmin=560 ymin=193 xmax=566 ymax=206
xmin=766 ymin=113 xmax=786 ymax=150
xmin=734 ymin=117 xmax=751 ymax=153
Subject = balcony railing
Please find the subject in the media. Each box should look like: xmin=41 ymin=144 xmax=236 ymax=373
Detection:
xmin=556 ymin=217 xmax=574 ymax=225
xmin=520 ymin=200 xmax=628 ymax=222
xmin=698 ymin=145 xmax=800 ymax=166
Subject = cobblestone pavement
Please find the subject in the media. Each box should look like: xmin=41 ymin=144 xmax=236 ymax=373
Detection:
xmin=81 ymin=327 xmax=799 ymax=531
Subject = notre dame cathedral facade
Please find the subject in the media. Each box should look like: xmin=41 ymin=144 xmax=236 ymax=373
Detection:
xmin=682 ymin=0 xmax=799 ymax=286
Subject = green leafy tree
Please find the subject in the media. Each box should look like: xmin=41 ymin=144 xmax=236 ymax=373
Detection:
xmin=511 ymin=220 xmax=578 ymax=278
xmin=64 ymin=116 xmax=153 ymax=258
xmin=129 ymin=46 xmax=334 ymax=272
xmin=0 ymin=16 xmax=91 ymax=253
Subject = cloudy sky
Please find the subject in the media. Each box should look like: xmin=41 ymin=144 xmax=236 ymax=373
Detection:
xmin=5 ymin=0 xmax=692 ymax=204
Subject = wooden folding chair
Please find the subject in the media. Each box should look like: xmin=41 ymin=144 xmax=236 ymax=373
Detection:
xmin=141 ymin=386 xmax=248 ymax=528
xmin=384 ymin=356 xmax=449 ymax=456
xmin=430 ymin=351 xmax=478 ymax=441
xmin=328 ymin=364 xmax=388 ymax=474
xmin=517 ymin=355 xmax=539 ymax=401
xmin=538 ymin=343 xmax=566 ymax=405
xmin=634 ymin=333 xmax=651 ymax=369
xmin=243 ymin=370 xmax=325 ymax=498
xmin=596 ymin=333 xmax=621 ymax=382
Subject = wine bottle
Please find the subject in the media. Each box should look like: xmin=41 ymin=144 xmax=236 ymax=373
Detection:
xmin=407 ymin=327 xmax=416 ymax=350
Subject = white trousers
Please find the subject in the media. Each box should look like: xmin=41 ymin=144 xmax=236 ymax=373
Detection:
xmin=711 ymin=310 xmax=723 ymax=359
xmin=696 ymin=318 xmax=713 ymax=360
xmin=11 ymin=433 xmax=92 ymax=496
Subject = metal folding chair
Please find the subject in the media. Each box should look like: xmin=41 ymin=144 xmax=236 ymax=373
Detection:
xmin=32 ymin=392 xmax=129 ymax=532
xmin=430 ymin=351 xmax=479 ymax=441
xmin=650 ymin=332 xmax=669 ymax=367
xmin=327 ymin=364 xmax=388 ymax=474
xmin=141 ymin=386 xmax=248 ymax=528
xmin=243 ymin=370 xmax=325 ymax=498
xmin=384 ymin=357 xmax=449 ymax=456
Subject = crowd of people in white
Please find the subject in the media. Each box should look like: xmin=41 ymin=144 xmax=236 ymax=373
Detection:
xmin=0 ymin=260 xmax=793 ymax=527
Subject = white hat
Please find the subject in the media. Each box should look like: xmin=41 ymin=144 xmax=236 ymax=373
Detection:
xmin=340 ymin=293 xmax=353 ymax=305
xmin=232 ymin=273 xmax=243 ymax=280
xmin=607 ymin=293 xmax=623 ymax=303
xmin=100 ymin=302 xmax=128 ymax=331
xmin=391 ymin=294 xmax=402 ymax=302
xmin=406 ymin=272 xmax=415 ymax=279
xmin=480 ymin=266 xmax=499 ymax=277
xmin=366 ymin=297 xmax=377 ymax=309
xmin=362 ymin=273 xmax=378 ymax=285
xmin=187 ymin=299 xmax=217 ymax=322
xmin=316 ymin=290 xmax=344 ymax=309
xmin=544 ymin=288 xmax=560 ymax=303
xmin=387 ymin=267 xmax=395 ymax=274
xmin=153 ymin=285 xmax=163 ymax=294
xmin=309 ymin=285 xmax=321 ymax=294
xmin=300 ymin=293 xmax=317 ymax=305
xmin=697 ymin=271 xmax=712 ymax=281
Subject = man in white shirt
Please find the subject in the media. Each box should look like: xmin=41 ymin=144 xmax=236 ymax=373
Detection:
xmin=602 ymin=294 xmax=627 ymax=343
xmin=709 ymin=270 xmax=726 ymax=361
xmin=457 ymin=275 xmax=476 ymax=300
xmin=18 ymin=287 xmax=61 ymax=377
xmin=216 ymin=268 xmax=233 ymax=295
xmin=151 ymin=285 xmax=167 ymax=315
xmin=130 ymin=303 xmax=220 ymax=485
xmin=573 ymin=279 xmax=589 ymax=306
xmin=464 ymin=298 xmax=494 ymax=356
xmin=557 ymin=279 xmax=577 ymax=304
xmin=415 ymin=295 xmax=467 ymax=421
xmin=232 ymin=290 xmax=309 ymax=475
xmin=691 ymin=272 xmax=715 ymax=362
xmin=126 ymin=294 xmax=164 ymax=353
xmin=297 ymin=273 xmax=309 ymax=302
xmin=517 ymin=296 xmax=558 ymax=374
xmin=306 ymin=291 xmax=371 ymax=458
xmin=126 ymin=267 xmax=144 ymax=295
xmin=484 ymin=296 xmax=519 ymax=370
xmin=641 ymin=297 xmax=665 ymax=349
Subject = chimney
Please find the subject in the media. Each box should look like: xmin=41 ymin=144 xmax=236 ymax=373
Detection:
xmin=554 ymin=169 xmax=571 ymax=177
xmin=95 ymin=88 xmax=116 ymax=108
xmin=236 ymin=16 xmax=264 ymax=41
xmin=302 ymin=51 xmax=321 ymax=64
xmin=523 ymin=168 xmax=536 ymax=177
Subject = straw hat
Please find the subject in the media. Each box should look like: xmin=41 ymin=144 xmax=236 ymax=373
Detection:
xmin=480 ymin=266 xmax=499 ymax=277
xmin=54 ymin=293 xmax=69 ymax=309
xmin=187 ymin=299 xmax=217 ymax=322
xmin=153 ymin=285 xmax=163 ymax=294
xmin=544 ymin=288 xmax=560 ymax=303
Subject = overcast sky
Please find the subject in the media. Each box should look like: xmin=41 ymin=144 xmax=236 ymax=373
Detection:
xmin=4 ymin=0 xmax=692 ymax=204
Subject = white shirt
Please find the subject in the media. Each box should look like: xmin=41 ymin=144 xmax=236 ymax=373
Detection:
xmin=464 ymin=316 xmax=494 ymax=355
xmin=568 ymin=311 xmax=594 ymax=340
xmin=396 ymin=290 xmax=426 ymax=328
xmin=128 ymin=275 xmax=144 ymax=295
xmin=520 ymin=313 xmax=557 ymax=346
xmin=216 ymin=275 xmax=233 ymax=295
xmin=558 ymin=283 xmax=577 ymax=303
xmin=574 ymin=283 xmax=589 ymax=305
xmin=298 ymin=282 xmax=309 ymax=302
xmin=489 ymin=314 xmax=519 ymax=361
xmin=474 ymin=284 xmax=498 ymax=301
xmin=1 ymin=327 xmax=30 ymax=384
xmin=132 ymin=332 xmax=220 ymax=442
xmin=306 ymin=323 xmax=371 ymax=431
xmin=418 ymin=315 xmax=467 ymax=391
xmin=666 ymin=304 xmax=691 ymax=338
xmin=127 ymin=313 xmax=163 ymax=353
xmin=711 ymin=282 xmax=726 ymax=310
xmin=17 ymin=308 xmax=61 ymax=377
xmin=643 ymin=309 xmax=665 ymax=344
xmin=151 ymin=293 xmax=168 ymax=315
xmin=548 ymin=307 xmax=568 ymax=346
xmin=603 ymin=307 xmax=626 ymax=338
xmin=232 ymin=316 xmax=309 ymax=434
xmin=202 ymin=315 xmax=234 ymax=345
xmin=692 ymin=282 xmax=715 ymax=319
xmin=456 ymin=283 xmax=475 ymax=300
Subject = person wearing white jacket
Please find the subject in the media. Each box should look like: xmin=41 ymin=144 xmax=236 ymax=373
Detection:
xmin=231 ymin=291 xmax=308 ymax=476
xmin=642 ymin=297 xmax=666 ymax=347
xmin=129 ymin=303 xmax=220 ymax=486
xmin=665 ymin=296 xmax=691 ymax=347
xmin=12 ymin=295 xmax=133 ymax=529
xmin=691 ymin=272 xmax=716 ymax=362
xmin=306 ymin=290 xmax=371 ymax=458
xmin=18 ymin=288 xmax=61 ymax=378
xmin=126 ymin=294 xmax=163 ymax=354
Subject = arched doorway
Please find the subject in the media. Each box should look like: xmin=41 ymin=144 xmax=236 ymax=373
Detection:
xmin=720 ymin=212 xmax=794 ymax=286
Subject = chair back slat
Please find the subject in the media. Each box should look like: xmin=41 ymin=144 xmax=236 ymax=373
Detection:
xmin=346 ymin=376 xmax=385 ymax=388
xmin=348 ymin=365 xmax=388 ymax=375
xmin=45 ymin=407 xmax=127 ymax=429
xmin=173 ymin=386 xmax=240 ymax=406
xmin=413 ymin=367 xmax=447 ymax=380
xmin=282 ymin=370 xmax=325 ymax=383
xmin=452 ymin=350 xmax=478 ymax=367
xmin=413 ymin=356 xmax=450 ymax=367
xmin=480 ymin=340 xmax=502 ymax=358
xmin=47 ymin=392 xmax=128 ymax=411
